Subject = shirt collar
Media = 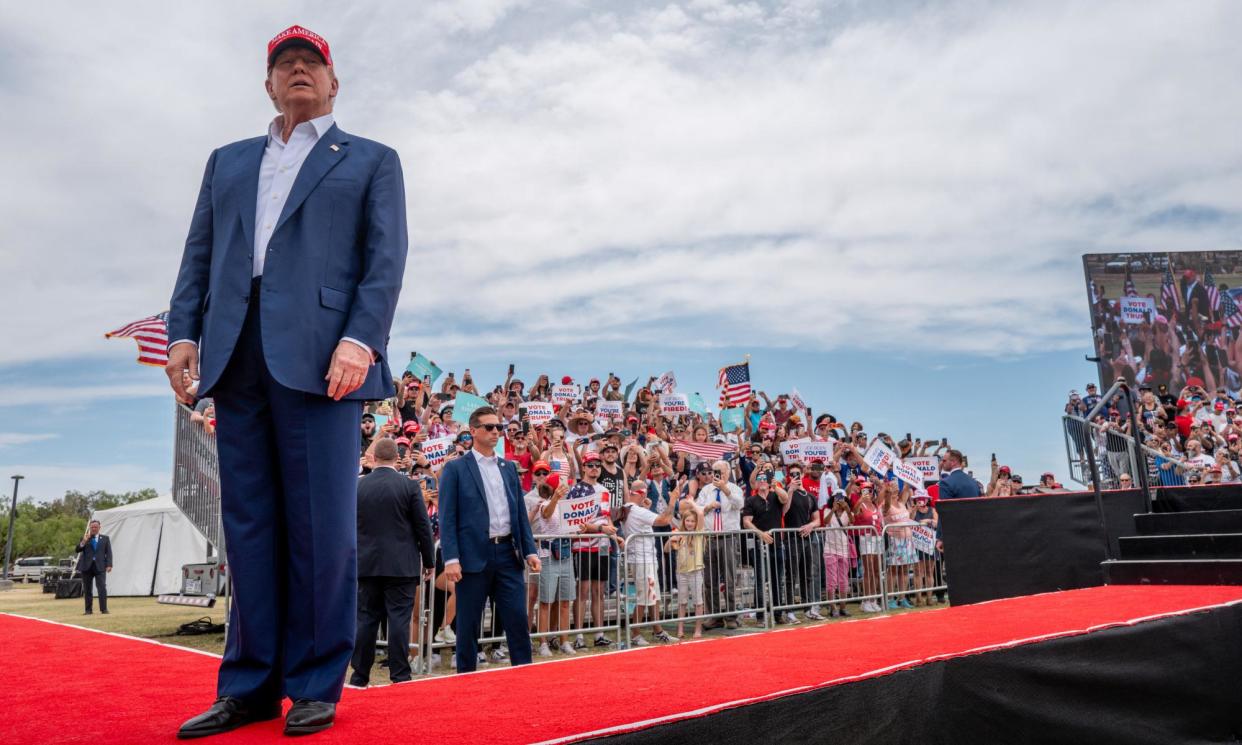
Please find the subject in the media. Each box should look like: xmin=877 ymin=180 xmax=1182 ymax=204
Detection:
xmin=472 ymin=448 xmax=498 ymax=465
xmin=267 ymin=112 xmax=336 ymax=144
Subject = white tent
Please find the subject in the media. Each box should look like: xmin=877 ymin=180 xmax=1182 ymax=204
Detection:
xmin=91 ymin=495 xmax=209 ymax=596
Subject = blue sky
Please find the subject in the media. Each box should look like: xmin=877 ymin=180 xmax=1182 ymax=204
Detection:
xmin=3 ymin=1 xmax=1241 ymax=501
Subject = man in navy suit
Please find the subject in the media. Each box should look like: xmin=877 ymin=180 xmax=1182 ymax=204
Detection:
xmin=937 ymin=450 xmax=982 ymax=500
xmin=75 ymin=520 xmax=112 ymax=615
xmin=167 ymin=26 xmax=407 ymax=739
xmin=440 ymin=406 xmax=541 ymax=673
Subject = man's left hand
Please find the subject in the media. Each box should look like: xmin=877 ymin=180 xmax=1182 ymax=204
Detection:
xmin=422 ymin=568 xmax=433 ymax=581
xmin=526 ymin=555 xmax=541 ymax=574
xmin=106 ymin=567 xmax=112 ymax=573
xmin=325 ymin=341 xmax=371 ymax=400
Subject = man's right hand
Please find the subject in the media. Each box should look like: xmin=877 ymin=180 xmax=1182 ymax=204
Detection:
xmin=166 ymin=343 xmax=199 ymax=405
xmin=444 ymin=563 xmax=462 ymax=583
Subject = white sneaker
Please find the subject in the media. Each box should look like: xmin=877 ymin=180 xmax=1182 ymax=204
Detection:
xmin=783 ymin=612 xmax=800 ymax=624
xmin=632 ymin=635 xmax=650 ymax=646
xmin=538 ymin=642 xmax=553 ymax=658
xmin=435 ymin=626 xmax=456 ymax=643
xmin=559 ymin=642 xmax=577 ymax=655
xmin=805 ymin=609 xmax=826 ymax=621
xmin=477 ymin=652 xmax=488 ymax=664
xmin=490 ymin=647 xmax=509 ymax=662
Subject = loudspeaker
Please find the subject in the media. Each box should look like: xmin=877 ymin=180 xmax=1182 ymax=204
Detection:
xmin=54 ymin=579 xmax=83 ymax=599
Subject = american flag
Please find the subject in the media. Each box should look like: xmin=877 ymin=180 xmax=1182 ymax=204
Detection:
xmin=1123 ymin=268 xmax=1137 ymax=297
xmin=105 ymin=312 xmax=169 ymax=367
xmin=717 ymin=361 xmax=751 ymax=408
xmin=1205 ymin=270 xmax=1221 ymax=314
xmin=1160 ymin=263 xmax=1181 ymax=314
xmin=1222 ymin=292 xmax=1242 ymax=328
xmin=670 ymin=440 xmax=737 ymax=462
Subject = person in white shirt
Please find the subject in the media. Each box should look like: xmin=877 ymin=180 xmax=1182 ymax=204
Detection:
xmin=691 ymin=460 xmax=744 ymax=629
xmin=620 ymin=480 xmax=678 ymax=645
xmin=532 ymin=473 xmax=578 ymax=656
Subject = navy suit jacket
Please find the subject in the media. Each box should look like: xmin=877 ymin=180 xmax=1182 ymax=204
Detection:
xmin=939 ymin=469 xmax=982 ymax=500
xmin=439 ymin=452 xmax=538 ymax=573
xmin=169 ymin=123 xmax=407 ymax=399
xmin=75 ymin=535 xmax=112 ymax=573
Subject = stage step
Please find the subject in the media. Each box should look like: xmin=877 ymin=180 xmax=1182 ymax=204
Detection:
xmin=1135 ymin=509 xmax=1242 ymax=535
xmin=1117 ymin=533 xmax=1242 ymax=559
xmin=1153 ymin=494 xmax=1242 ymax=513
xmin=1102 ymin=558 xmax=1242 ymax=585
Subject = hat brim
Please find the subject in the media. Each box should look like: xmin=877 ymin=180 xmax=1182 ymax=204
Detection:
xmin=268 ymin=38 xmax=328 ymax=66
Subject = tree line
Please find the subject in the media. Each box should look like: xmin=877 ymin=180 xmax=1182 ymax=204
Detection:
xmin=1 ymin=489 xmax=158 ymax=564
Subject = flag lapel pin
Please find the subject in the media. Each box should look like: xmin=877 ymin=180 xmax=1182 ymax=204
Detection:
xmin=330 ymin=144 xmax=340 ymax=152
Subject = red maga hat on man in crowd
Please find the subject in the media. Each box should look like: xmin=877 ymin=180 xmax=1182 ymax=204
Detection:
xmin=268 ymin=25 xmax=332 ymax=66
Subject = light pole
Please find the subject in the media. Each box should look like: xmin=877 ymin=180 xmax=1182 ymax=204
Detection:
xmin=1 ymin=474 xmax=24 ymax=589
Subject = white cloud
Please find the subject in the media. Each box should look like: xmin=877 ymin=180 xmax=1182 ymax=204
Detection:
xmin=0 ymin=463 xmax=168 ymax=503
xmin=0 ymin=383 xmax=169 ymax=408
xmin=0 ymin=433 xmax=58 ymax=448
xmin=2 ymin=0 xmax=1241 ymax=368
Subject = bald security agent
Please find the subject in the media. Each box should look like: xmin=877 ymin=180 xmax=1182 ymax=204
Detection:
xmin=169 ymin=26 xmax=407 ymax=738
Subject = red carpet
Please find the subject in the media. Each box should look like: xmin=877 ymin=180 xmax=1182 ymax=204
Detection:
xmin=5 ymin=585 xmax=1241 ymax=745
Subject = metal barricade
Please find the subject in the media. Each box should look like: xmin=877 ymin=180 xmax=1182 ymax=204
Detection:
xmin=172 ymin=403 xmax=223 ymax=552
xmin=621 ymin=529 xmax=757 ymax=644
xmin=880 ymin=522 xmax=946 ymax=609
xmin=765 ymin=525 xmax=892 ymax=619
xmin=406 ymin=533 xmax=629 ymax=675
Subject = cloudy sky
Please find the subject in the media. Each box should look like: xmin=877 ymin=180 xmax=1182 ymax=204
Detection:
xmin=3 ymin=0 xmax=1241 ymax=501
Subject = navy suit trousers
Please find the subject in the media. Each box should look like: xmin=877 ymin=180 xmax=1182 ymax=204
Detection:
xmin=453 ymin=540 xmax=534 ymax=673
xmin=212 ymin=280 xmax=361 ymax=704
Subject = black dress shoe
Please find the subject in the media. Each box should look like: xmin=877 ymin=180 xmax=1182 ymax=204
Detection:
xmin=83 ymin=611 xmax=93 ymax=615
xmin=284 ymin=700 xmax=335 ymax=736
xmin=100 ymin=610 xmax=109 ymax=614
xmin=347 ymin=673 xmax=369 ymax=688
xmin=177 ymin=696 xmax=281 ymax=739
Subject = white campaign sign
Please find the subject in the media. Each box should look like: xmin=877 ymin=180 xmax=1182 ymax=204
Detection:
xmin=656 ymin=370 xmax=677 ymax=394
xmin=906 ymin=456 xmax=941 ymax=482
xmin=659 ymin=393 xmax=690 ymax=416
xmin=421 ymin=436 xmax=455 ymax=467
xmin=552 ymin=385 xmax=579 ymax=405
xmin=862 ymin=441 xmax=897 ymax=474
xmin=521 ymin=401 xmax=555 ymax=425
xmin=596 ymin=400 xmax=623 ymax=421
xmin=779 ymin=437 xmax=811 ymax=465
xmin=894 ymin=459 xmax=924 ymax=488
xmin=911 ymin=524 xmax=937 ymax=554
xmin=1119 ymin=296 xmax=1156 ymax=325
xmin=800 ymin=440 xmax=833 ymax=463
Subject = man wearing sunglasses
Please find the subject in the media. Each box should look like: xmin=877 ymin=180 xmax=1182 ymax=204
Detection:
xmin=693 ymin=461 xmax=744 ymax=630
xmin=440 ymin=407 xmax=540 ymax=673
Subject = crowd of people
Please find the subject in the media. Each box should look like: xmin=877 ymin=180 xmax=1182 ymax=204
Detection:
xmin=190 ymin=361 xmax=1072 ymax=677
xmin=344 ymin=365 xmax=993 ymax=673
xmin=1066 ymin=377 xmax=1242 ymax=488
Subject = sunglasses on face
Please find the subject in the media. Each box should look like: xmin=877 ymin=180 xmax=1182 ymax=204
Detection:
xmin=534 ymin=471 xmax=549 ymax=477
xmin=474 ymin=423 xmax=503 ymax=432
xmin=584 ymin=463 xmax=602 ymax=469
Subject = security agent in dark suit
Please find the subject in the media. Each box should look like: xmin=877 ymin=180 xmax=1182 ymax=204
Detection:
xmin=937 ymin=450 xmax=982 ymax=500
xmin=75 ymin=520 xmax=113 ymax=614
xmin=440 ymin=406 xmax=540 ymax=673
xmin=349 ymin=438 xmax=435 ymax=686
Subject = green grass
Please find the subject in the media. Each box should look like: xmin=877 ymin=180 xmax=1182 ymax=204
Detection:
xmin=0 ymin=583 xmax=226 ymax=655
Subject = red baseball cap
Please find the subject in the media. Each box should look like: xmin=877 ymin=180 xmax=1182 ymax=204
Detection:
xmin=545 ymin=473 xmax=561 ymax=490
xmin=403 ymin=421 xmax=420 ymax=433
xmin=268 ymin=25 xmax=332 ymax=66
xmin=561 ymin=376 xmax=573 ymax=385
xmin=582 ymin=451 xmax=601 ymax=464
xmin=532 ymin=460 xmax=551 ymax=474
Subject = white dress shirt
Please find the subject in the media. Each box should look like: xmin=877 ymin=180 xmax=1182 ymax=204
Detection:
xmin=444 ymin=449 xmax=535 ymax=567
xmin=472 ymin=448 xmax=511 ymax=538
xmin=169 ymin=113 xmax=369 ymax=357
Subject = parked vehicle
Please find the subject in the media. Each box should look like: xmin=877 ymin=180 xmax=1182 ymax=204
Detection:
xmin=9 ymin=556 xmax=55 ymax=583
